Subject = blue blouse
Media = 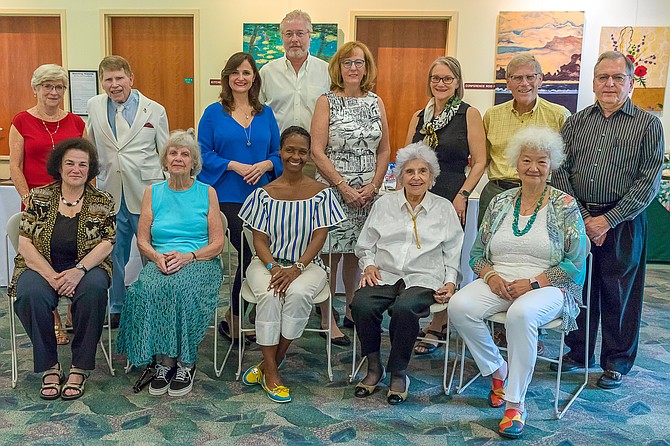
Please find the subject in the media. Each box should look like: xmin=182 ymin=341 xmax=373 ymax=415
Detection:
xmin=197 ymin=103 xmax=282 ymax=204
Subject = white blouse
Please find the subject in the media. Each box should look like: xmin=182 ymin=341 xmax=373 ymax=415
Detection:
xmin=355 ymin=190 xmax=464 ymax=291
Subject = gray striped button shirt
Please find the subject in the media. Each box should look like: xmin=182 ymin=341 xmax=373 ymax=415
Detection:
xmin=552 ymin=98 xmax=665 ymax=228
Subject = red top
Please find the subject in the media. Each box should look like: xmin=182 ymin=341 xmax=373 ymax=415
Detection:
xmin=12 ymin=111 xmax=86 ymax=190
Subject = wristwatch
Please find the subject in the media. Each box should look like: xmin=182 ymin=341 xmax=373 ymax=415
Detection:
xmin=75 ymin=263 xmax=88 ymax=273
xmin=294 ymin=262 xmax=305 ymax=272
xmin=459 ymin=189 xmax=471 ymax=198
xmin=530 ymin=278 xmax=541 ymax=290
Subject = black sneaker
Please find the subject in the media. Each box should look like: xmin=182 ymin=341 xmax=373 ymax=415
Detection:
xmin=149 ymin=364 xmax=176 ymax=396
xmin=168 ymin=364 xmax=196 ymax=397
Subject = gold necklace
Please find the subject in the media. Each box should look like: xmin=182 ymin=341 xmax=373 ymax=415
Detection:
xmin=36 ymin=107 xmax=62 ymax=150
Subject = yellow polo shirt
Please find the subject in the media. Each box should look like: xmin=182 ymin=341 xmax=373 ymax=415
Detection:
xmin=483 ymin=97 xmax=570 ymax=180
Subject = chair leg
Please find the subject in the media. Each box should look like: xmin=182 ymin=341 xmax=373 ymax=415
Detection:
xmin=98 ymin=293 xmax=115 ymax=376
xmin=326 ymin=296 xmax=333 ymax=381
xmin=9 ymin=295 xmax=18 ymax=389
xmin=442 ymin=319 xmax=451 ymax=395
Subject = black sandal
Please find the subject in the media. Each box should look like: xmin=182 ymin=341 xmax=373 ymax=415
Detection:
xmin=40 ymin=363 xmax=64 ymax=400
xmin=414 ymin=325 xmax=448 ymax=355
xmin=61 ymin=367 xmax=89 ymax=400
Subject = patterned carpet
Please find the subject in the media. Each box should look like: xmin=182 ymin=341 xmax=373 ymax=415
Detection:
xmin=0 ymin=264 xmax=668 ymax=445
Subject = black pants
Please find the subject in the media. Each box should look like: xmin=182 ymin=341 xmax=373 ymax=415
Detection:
xmin=220 ymin=202 xmax=252 ymax=316
xmin=566 ymin=212 xmax=647 ymax=375
xmin=14 ymin=268 xmax=109 ymax=372
xmin=351 ymin=280 xmax=434 ymax=373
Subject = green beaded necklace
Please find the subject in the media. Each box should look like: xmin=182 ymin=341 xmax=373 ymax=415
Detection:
xmin=512 ymin=184 xmax=548 ymax=237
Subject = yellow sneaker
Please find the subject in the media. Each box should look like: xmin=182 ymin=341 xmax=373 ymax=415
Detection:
xmin=261 ymin=375 xmax=291 ymax=403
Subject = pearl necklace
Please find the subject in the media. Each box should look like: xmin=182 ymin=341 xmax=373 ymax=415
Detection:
xmin=61 ymin=189 xmax=84 ymax=207
xmin=512 ymin=184 xmax=548 ymax=237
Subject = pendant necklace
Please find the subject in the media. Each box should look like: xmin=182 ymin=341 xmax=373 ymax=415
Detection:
xmin=39 ymin=109 xmax=61 ymax=150
xmin=243 ymin=122 xmax=252 ymax=147
xmin=61 ymin=191 xmax=84 ymax=207
xmin=512 ymin=184 xmax=548 ymax=237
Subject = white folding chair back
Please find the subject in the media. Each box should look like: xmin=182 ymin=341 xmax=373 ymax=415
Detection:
xmin=5 ymin=212 xmax=115 ymax=388
xmin=227 ymin=226 xmax=334 ymax=382
xmin=454 ymin=251 xmax=593 ymax=419
xmin=349 ymin=301 xmax=456 ymax=395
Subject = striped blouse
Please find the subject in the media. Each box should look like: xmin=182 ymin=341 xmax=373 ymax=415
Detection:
xmin=238 ymin=187 xmax=346 ymax=264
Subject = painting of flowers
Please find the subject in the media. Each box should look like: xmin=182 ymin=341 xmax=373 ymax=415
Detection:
xmin=243 ymin=23 xmax=338 ymax=68
xmin=494 ymin=11 xmax=584 ymax=113
xmin=600 ymin=26 xmax=670 ymax=111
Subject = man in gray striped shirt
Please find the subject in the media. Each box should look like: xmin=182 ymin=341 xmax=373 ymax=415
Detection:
xmin=552 ymin=51 xmax=665 ymax=389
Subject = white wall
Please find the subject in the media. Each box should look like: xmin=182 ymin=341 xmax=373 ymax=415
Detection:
xmin=2 ymin=0 xmax=669 ymax=146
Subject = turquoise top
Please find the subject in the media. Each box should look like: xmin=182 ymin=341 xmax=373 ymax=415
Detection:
xmin=151 ymin=180 xmax=210 ymax=253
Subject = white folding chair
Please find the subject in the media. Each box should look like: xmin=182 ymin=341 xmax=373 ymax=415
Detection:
xmin=348 ymin=302 xmax=457 ymax=395
xmin=5 ymin=212 xmax=115 ymax=389
xmin=453 ymin=251 xmax=593 ymax=419
xmin=223 ymin=226 xmax=334 ymax=382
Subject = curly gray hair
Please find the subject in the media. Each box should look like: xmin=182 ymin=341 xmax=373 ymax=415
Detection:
xmin=159 ymin=128 xmax=203 ymax=176
xmin=506 ymin=126 xmax=565 ymax=170
xmin=393 ymin=142 xmax=441 ymax=188
xmin=31 ymin=64 xmax=69 ymax=89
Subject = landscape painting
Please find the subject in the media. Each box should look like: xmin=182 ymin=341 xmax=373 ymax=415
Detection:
xmin=243 ymin=23 xmax=338 ymax=68
xmin=494 ymin=11 xmax=584 ymax=113
xmin=600 ymin=26 xmax=670 ymax=111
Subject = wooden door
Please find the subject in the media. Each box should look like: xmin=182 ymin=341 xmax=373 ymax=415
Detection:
xmin=0 ymin=16 xmax=62 ymax=155
xmin=110 ymin=16 xmax=194 ymax=131
xmin=356 ymin=19 xmax=448 ymax=160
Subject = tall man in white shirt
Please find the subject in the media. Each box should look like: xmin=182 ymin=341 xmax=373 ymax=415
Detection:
xmin=87 ymin=56 xmax=169 ymax=327
xmin=259 ymin=9 xmax=330 ymax=179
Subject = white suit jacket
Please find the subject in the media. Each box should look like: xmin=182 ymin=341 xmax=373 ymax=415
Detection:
xmin=86 ymin=91 xmax=169 ymax=214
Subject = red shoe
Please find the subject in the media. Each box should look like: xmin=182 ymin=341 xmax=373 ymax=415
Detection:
xmin=487 ymin=376 xmax=506 ymax=407
xmin=499 ymin=408 xmax=527 ymax=439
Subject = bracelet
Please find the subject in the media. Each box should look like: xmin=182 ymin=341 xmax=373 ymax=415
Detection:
xmin=294 ymin=262 xmax=305 ymax=272
xmin=371 ymin=183 xmax=379 ymax=195
xmin=191 ymin=252 xmax=197 ymax=262
xmin=266 ymin=262 xmax=279 ymax=271
xmin=21 ymin=192 xmax=30 ymax=203
xmin=483 ymin=270 xmax=498 ymax=284
xmin=334 ymin=179 xmax=345 ymax=187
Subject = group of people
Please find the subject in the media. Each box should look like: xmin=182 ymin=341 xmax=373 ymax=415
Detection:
xmin=7 ymin=7 xmax=664 ymax=440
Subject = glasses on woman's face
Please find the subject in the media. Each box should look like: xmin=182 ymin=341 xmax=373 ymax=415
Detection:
xmin=41 ymin=84 xmax=66 ymax=93
xmin=430 ymin=75 xmax=456 ymax=85
xmin=342 ymin=59 xmax=365 ymax=70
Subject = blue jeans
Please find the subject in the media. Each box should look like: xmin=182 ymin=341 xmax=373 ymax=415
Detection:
xmin=110 ymin=194 xmax=140 ymax=314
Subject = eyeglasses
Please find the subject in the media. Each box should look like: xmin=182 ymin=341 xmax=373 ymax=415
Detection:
xmin=508 ymin=73 xmax=539 ymax=84
xmin=430 ymin=75 xmax=456 ymax=85
xmin=342 ymin=59 xmax=365 ymax=70
xmin=595 ymin=74 xmax=629 ymax=85
xmin=283 ymin=30 xmax=310 ymax=39
xmin=41 ymin=84 xmax=66 ymax=92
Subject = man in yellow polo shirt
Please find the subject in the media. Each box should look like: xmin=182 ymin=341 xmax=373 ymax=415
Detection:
xmin=480 ymin=54 xmax=571 ymax=225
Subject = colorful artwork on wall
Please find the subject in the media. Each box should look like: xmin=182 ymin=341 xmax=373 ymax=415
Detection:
xmin=243 ymin=23 xmax=338 ymax=68
xmin=600 ymin=26 xmax=670 ymax=111
xmin=494 ymin=11 xmax=584 ymax=113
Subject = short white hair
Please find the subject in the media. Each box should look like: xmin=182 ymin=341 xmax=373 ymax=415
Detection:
xmin=31 ymin=64 xmax=68 ymax=89
xmin=280 ymin=10 xmax=313 ymax=33
xmin=159 ymin=128 xmax=203 ymax=176
xmin=393 ymin=142 xmax=441 ymax=188
xmin=506 ymin=126 xmax=565 ymax=170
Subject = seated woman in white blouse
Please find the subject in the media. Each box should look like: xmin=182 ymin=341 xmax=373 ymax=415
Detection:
xmin=352 ymin=142 xmax=463 ymax=405
xmin=238 ymin=126 xmax=346 ymax=404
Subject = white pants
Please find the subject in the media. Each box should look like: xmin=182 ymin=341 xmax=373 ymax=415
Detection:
xmin=246 ymin=258 xmax=327 ymax=346
xmin=448 ymin=279 xmax=563 ymax=403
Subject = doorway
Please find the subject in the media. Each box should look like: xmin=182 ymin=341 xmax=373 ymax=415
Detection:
xmin=354 ymin=14 xmax=453 ymax=160
xmin=107 ymin=15 xmax=195 ymax=132
xmin=0 ymin=15 xmax=63 ymax=156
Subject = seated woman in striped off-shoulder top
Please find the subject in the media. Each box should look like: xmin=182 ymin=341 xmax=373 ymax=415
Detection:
xmin=238 ymin=126 xmax=346 ymax=403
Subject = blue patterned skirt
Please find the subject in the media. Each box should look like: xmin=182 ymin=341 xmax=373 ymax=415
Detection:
xmin=116 ymin=259 xmax=222 ymax=366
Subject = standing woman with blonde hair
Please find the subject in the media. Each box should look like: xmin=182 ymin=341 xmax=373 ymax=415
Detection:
xmin=311 ymin=41 xmax=390 ymax=345
xmin=9 ymin=63 xmax=86 ymax=345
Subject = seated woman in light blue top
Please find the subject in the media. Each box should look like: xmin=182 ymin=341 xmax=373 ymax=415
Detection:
xmin=238 ymin=126 xmax=346 ymax=404
xmin=116 ymin=129 xmax=225 ymax=398
xmin=448 ymin=127 xmax=588 ymax=439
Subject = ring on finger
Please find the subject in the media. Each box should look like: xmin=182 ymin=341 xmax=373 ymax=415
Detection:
xmin=506 ymin=286 xmax=511 ymax=292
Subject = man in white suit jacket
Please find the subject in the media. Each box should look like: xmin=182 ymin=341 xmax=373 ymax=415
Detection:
xmin=87 ymin=55 xmax=169 ymax=324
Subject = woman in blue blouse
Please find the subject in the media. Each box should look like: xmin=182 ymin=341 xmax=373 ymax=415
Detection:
xmin=197 ymin=52 xmax=282 ymax=342
xmin=448 ymin=127 xmax=588 ymax=439
xmin=238 ymin=126 xmax=345 ymax=403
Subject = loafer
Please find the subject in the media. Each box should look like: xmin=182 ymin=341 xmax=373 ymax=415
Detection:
xmin=387 ymin=376 xmax=410 ymax=405
xmin=242 ymin=363 xmax=263 ymax=386
xmin=354 ymin=367 xmax=386 ymax=398
xmin=499 ymin=408 xmax=527 ymax=439
xmin=261 ymin=375 xmax=291 ymax=403
xmin=550 ymin=354 xmax=594 ymax=372
xmin=343 ymin=316 xmax=355 ymax=329
xmin=596 ymin=370 xmax=623 ymax=389
xmin=488 ymin=377 xmax=507 ymax=408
